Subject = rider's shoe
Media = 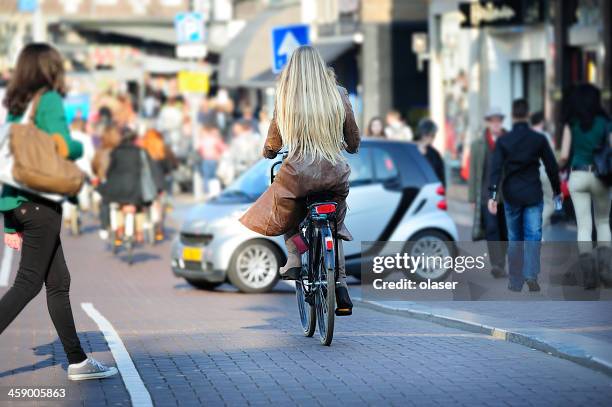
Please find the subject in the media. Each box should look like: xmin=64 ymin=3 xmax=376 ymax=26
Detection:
xmin=280 ymin=234 xmax=303 ymax=280
xmin=280 ymin=267 xmax=301 ymax=280
xmin=335 ymin=285 xmax=353 ymax=316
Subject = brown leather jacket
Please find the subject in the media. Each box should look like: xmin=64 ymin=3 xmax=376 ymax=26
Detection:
xmin=239 ymin=87 xmax=360 ymax=240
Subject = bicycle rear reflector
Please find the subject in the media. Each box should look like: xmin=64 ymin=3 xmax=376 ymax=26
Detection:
xmin=314 ymin=204 xmax=336 ymax=214
xmin=324 ymin=236 xmax=334 ymax=251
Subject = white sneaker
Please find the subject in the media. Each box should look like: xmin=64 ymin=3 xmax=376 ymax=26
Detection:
xmin=67 ymin=358 xmax=118 ymax=381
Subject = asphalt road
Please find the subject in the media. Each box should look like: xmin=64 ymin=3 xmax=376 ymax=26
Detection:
xmin=0 ymin=210 xmax=611 ymax=406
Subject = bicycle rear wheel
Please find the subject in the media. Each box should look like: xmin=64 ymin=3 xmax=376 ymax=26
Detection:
xmin=315 ymin=227 xmax=335 ymax=346
xmin=295 ymin=280 xmax=316 ymax=337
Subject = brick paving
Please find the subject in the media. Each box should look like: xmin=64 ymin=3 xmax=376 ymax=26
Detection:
xmin=0 ymin=216 xmax=611 ymax=406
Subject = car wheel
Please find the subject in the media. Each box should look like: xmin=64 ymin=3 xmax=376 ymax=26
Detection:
xmin=185 ymin=279 xmax=223 ymax=290
xmin=227 ymin=240 xmax=282 ymax=293
xmin=404 ymin=230 xmax=453 ymax=282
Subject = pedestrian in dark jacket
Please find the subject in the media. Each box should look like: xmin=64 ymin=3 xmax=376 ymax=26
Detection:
xmin=102 ymin=128 xmax=162 ymax=242
xmin=103 ymin=130 xmax=145 ymax=206
xmin=488 ymin=99 xmax=562 ymax=292
xmin=468 ymin=107 xmax=508 ymax=278
xmin=103 ymin=128 xmax=162 ymax=206
xmin=415 ymin=118 xmax=445 ymax=187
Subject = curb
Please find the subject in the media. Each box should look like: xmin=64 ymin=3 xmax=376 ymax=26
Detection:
xmin=356 ymin=299 xmax=612 ymax=377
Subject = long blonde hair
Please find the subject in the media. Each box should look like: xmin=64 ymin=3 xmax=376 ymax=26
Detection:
xmin=275 ymin=46 xmax=345 ymax=164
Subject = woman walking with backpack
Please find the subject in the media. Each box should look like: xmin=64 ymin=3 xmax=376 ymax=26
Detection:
xmin=0 ymin=43 xmax=117 ymax=380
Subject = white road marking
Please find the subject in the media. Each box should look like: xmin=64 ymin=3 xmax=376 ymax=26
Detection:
xmin=81 ymin=303 xmax=152 ymax=407
xmin=0 ymin=247 xmax=14 ymax=287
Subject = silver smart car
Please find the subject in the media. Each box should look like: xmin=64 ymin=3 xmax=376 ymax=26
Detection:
xmin=171 ymin=139 xmax=458 ymax=293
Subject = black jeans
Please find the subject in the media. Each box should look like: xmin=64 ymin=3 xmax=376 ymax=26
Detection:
xmin=0 ymin=200 xmax=87 ymax=365
xmin=481 ymin=202 xmax=508 ymax=270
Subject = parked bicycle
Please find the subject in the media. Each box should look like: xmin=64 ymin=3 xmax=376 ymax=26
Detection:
xmin=271 ymin=153 xmax=338 ymax=345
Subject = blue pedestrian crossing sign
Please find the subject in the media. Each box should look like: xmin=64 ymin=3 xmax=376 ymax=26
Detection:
xmin=175 ymin=12 xmax=206 ymax=44
xmin=271 ymin=24 xmax=310 ymax=73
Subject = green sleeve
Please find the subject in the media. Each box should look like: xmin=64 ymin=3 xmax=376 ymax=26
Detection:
xmin=36 ymin=91 xmax=83 ymax=161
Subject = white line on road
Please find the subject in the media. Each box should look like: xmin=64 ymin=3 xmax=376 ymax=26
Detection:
xmin=0 ymin=247 xmax=14 ymax=287
xmin=81 ymin=302 xmax=152 ymax=407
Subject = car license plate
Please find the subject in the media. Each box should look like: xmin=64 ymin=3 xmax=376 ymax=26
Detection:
xmin=182 ymin=247 xmax=203 ymax=262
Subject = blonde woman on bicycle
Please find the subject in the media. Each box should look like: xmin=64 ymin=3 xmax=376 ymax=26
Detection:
xmin=240 ymin=46 xmax=360 ymax=315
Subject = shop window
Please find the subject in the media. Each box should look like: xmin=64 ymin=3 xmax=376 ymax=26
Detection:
xmin=511 ymin=61 xmax=545 ymax=114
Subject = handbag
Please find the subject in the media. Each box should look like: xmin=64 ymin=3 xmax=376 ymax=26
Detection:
xmin=593 ymin=138 xmax=612 ymax=186
xmin=0 ymin=92 xmax=84 ymax=198
xmin=140 ymin=150 xmax=158 ymax=203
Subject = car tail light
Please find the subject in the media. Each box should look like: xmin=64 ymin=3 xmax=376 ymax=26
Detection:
xmin=436 ymin=185 xmax=445 ymax=196
xmin=315 ymin=203 xmax=336 ymax=214
xmin=437 ymin=199 xmax=448 ymax=211
xmin=324 ymin=236 xmax=334 ymax=251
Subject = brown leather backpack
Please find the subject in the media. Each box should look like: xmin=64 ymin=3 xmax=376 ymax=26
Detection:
xmin=9 ymin=92 xmax=84 ymax=196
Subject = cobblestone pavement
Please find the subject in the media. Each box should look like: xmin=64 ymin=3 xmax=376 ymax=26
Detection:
xmin=0 ymin=214 xmax=611 ymax=406
xmin=442 ymin=190 xmax=612 ymax=344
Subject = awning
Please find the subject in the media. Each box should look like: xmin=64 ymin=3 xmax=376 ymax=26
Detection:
xmin=242 ymin=37 xmax=357 ymax=89
xmin=218 ymin=5 xmax=301 ymax=88
xmin=142 ymin=55 xmax=213 ymax=75
xmin=65 ymin=19 xmax=176 ymax=46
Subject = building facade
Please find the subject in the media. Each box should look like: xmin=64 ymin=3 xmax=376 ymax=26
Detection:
xmin=428 ymin=0 xmax=611 ymax=162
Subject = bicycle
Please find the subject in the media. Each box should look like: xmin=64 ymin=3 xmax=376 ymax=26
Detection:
xmin=109 ymin=202 xmax=136 ymax=265
xmin=271 ymin=153 xmax=338 ymax=346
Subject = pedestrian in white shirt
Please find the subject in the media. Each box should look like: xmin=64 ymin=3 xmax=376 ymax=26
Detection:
xmin=385 ymin=110 xmax=413 ymax=141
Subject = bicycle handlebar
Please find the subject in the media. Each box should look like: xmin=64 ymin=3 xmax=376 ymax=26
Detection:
xmin=270 ymin=150 xmax=288 ymax=183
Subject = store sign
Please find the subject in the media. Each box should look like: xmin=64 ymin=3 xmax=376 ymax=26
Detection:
xmin=64 ymin=93 xmax=91 ymax=123
xmin=176 ymin=44 xmax=208 ymax=59
xmin=459 ymin=0 xmax=544 ymax=28
xmin=178 ymin=71 xmax=210 ymax=94
xmin=18 ymin=0 xmax=37 ymax=12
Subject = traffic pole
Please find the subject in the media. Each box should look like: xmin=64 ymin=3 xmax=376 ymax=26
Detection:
xmin=190 ymin=91 xmax=204 ymax=201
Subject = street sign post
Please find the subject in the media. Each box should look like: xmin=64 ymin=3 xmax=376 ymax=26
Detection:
xmin=174 ymin=12 xmax=205 ymax=44
xmin=174 ymin=12 xmax=208 ymax=199
xmin=174 ymin=12 xmax=207 ymax=59
xmin=271 ymin=24 xmax=310 ymax=73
